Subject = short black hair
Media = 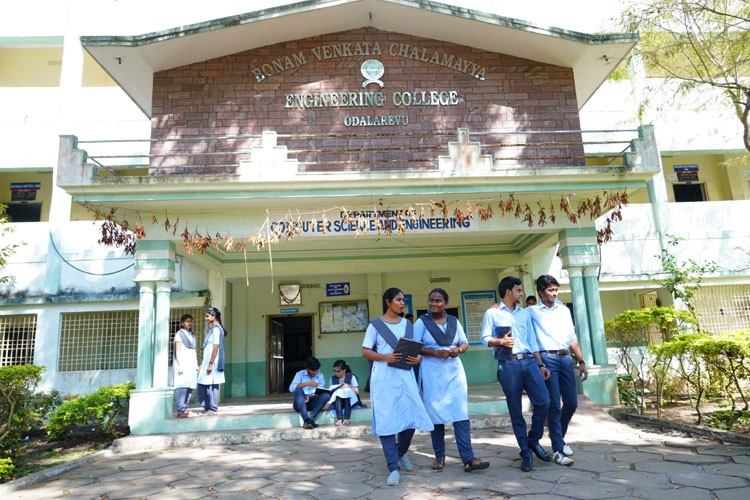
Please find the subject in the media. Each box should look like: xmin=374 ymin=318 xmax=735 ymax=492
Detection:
xmin=498 ymin=276 xmax=522 ymax=299
xmin=305 ymin=356 xmax=321 ymax=371
xmin=536 ymin=275 xmax=560 ymax=293
xmin=428 ymin=288 xmax=449 ymax=303
xmin=525 ymin=295 xmax=537 ymax=304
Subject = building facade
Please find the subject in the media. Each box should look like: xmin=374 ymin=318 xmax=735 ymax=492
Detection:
xmin=2 ymin=0 xmax=748 ymax=435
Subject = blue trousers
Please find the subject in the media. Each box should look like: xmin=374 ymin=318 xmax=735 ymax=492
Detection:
xmin=497 ymin=357 xmax=550 ymax=458
xmin=198 ymin=383 xmax=220 ymax=412
xmin=542 ymin=352 xmax=578 ymax=453
xmin=174 ymin=387 xmax=192 ymax=413
xmin=431 ymin=420 xmax=475 ymax=464
xmin=292 ymin=388 xmax=331 ymax=421
xmin=379 ymin=428 xmax=416 ymax=472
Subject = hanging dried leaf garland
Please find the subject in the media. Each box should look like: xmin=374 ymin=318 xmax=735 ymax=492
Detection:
xmin=90 ymin=189 xmax=630 ymax=255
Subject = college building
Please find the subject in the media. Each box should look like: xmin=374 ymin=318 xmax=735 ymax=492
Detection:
xmin=1 ymin=0 xmax=748 ymax=435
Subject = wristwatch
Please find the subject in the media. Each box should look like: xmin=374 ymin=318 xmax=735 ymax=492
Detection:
xmin=577 ymin=360 xmax=585 ymax=366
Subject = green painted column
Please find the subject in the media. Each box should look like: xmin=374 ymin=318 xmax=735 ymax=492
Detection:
xmin=135 ymin=282 xmax=155 ymax=390
xmin=558 ymin=228 xmax=618 ymax=405
xmin=567 ymin=268 xmax=593 ymax=365
xmin=130 ymin=241 xmax=176 ymax=434
xmin=154 ymin=282 xmax=172 ymax=388
xmin=583 ymin=266 xmax=608 ymax=366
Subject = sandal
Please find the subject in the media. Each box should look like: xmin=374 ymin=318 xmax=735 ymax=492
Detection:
xmin=343 ymin=419 xmax=351 ymax=426
xmin=464 ymin=458 xmax=490 ymax=472
xmin=335 ymin=419 xmax=343 ymax=426
xmin=431 ymin=457 xmax=445 ymax=471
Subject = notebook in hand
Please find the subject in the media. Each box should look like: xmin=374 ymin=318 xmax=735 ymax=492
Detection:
xmin=387 ymin=337 xmax=424 ymax=370
xmin=314 ymin=387 xmax=333 ymax=396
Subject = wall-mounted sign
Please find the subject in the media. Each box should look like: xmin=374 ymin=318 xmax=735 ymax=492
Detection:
xmin=279 ymin=307 xmax=300 ymax=314
xmin=320 ymin=300 xmax=369 ymax=333
xmin=10 ymin=182 xmax=40 ymax=202
xmin=674 ymin=165 xmax=699 ymax=183
xmin=326 ymin=282 xmax=351 ymax=297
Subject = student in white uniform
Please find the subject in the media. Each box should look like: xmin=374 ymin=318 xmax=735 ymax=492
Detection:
xmin=416 ymin=288 xmax=489 ymax=473
xmin=173 ymin=313 xmax=198 ymax=418
xmin=362 ymin=287 xmax=433 ymax=486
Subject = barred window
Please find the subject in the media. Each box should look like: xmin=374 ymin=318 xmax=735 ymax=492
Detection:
xmin=58 ymin=307 xmax=207 ymax=372
xmin=0 ymin=314 xmax=37 ymax=366
xmin=59 ymin=311 xmax=139 ymax=371
xmin=693 ymin=285 xmax=750 ymax=334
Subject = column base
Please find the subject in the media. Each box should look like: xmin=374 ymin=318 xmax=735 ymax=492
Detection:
xmin=581 ymin=365 xmax=620 ymax=406
xmin=128 ymin=388 xmax=173 ymax=435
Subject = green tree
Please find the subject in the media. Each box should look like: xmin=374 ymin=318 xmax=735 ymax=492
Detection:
xmin=621 ymin=0 xmax=750 ymax=152
xmin=653 ymin=235 xmax=718 ymax=321
xmin=0 ymin=203 xmax=21 ymax=284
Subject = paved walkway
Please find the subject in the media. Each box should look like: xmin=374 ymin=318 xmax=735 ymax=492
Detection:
xmin=4 ymin=398 xmax=749 ymax=499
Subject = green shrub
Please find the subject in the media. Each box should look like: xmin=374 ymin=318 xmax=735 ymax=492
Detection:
xmin=46 ymin=383 xmax=134 ymax=441
xmin=0 ymin=365 xmax=45 ymax=457
xmin=0 ymin=457 xmax=14 ymax=481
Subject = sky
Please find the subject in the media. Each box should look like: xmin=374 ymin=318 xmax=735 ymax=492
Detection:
xmin=0 ymin=0 xmax=626 ymax=38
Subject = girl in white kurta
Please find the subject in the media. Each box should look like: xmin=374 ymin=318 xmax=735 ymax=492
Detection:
xmin=173 ymin=314 xmax=198 ymax=418
xmin=197 ymin=307 xmax=226 ymax=416
xmin=362 ymin=287 xmax=433 ymax=486
xmin=416 ymin=288 xmax=489 ymax=473
xmin=329 ymin=359 xmax=360 ymax=426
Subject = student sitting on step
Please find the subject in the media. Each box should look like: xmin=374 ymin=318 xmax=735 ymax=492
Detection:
xmin=290 ymin=356 xmax=331 ymax=429
xmin=329 ymin=359 xmax=362 ymax=426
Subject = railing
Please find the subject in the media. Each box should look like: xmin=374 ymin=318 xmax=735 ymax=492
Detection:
xmin=78 ymin=128 xmax=640 ymax=178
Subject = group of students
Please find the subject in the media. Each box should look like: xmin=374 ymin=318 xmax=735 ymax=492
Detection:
xmin=172 ymin=307 xmax=227 ymax=417
xmin=172 ymin=275 xmax=586 ymax=486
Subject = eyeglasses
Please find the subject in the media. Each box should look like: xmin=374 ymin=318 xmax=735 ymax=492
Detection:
xmin=334 ymin=369 xmax=344 ymax=374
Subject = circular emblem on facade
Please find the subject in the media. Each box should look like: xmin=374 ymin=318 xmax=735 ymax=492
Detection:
xmin=361 ymin=59 xmax=385 ymax=88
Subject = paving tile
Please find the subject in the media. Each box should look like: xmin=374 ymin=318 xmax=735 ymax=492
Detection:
xmin=701 ymin=462 xmax=750 ymax=479
xmin=599 ymin=469 xmax=669 ymax=488
xmin=485 ymin=478 xmax=555 ymax=496
xmin=664 ymin=452 xmax=727 ymax=464
xmin=670 ymin=471 xmax=748 ymax=489
xmin=551 ymin=481 xmax=628 ymax=498
xmin=634 ymin=460 xmax=702 ymax=474
xmin=714 ymin=487 xmax=750 ymax=500
xmin=732 ymin=454 xmax=750 ymax=465
xmin=107 ymin=483 xmax=174 ymax=499
xmin=694 ymin=445 xmax=750 ymax=456
xmin=630 ymin=485 xmax=713 ymax=500
xmin=210 ymin=477 xmax=272 ymax=492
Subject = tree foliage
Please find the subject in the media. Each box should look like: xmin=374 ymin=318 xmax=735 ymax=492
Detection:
xmin=0 ymin=203 xmax=21 ymax=284
xmin=621 ymin=0 xmax=750 ymax=152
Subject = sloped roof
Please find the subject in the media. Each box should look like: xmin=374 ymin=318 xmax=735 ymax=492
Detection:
xmin=81 ymin=0 xmax=637 ymax=116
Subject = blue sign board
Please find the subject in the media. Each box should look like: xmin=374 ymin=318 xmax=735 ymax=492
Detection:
xmin=326 ymin=282 xmax=350 ymax=296
xmin=279 ymin=307 xmax=299 ymax=314
xmin=10 ymin=182 xmax=40 ymax=191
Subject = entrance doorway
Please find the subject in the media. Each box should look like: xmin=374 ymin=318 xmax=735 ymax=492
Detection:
xmin=267 ymin=315 xmax=314 ymax=394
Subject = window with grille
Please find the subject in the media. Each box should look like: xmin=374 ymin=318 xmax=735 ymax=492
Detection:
xmin=59 ymin=311 xmax=139 ymax=371
xmin=59 ymin=307 xmax=207 ymax=372
xmin=0 ymin=314 xmax=37 ymax=366
xmin=693 ymin=285 xmax=750 ymax=334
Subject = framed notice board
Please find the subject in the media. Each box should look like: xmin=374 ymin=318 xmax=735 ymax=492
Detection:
xmin=461 ymin=291 xmax=497 ymax=343
xmin=319 ymin=300 xmax=369 ymax=334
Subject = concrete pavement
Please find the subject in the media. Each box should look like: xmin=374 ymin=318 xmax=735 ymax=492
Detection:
xmin=3 ymin=397 xmax=749 ymax=499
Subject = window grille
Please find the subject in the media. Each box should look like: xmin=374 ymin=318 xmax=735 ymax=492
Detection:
xmin=0 ymin=314 xmax=37 ymax=366
xmin=59 ymin=311 xmax=139 ymax=372
xmin=59 ymin=307 xmax=206 ymax=372
xmin=693 ymin=285 xmax=750 ymax=334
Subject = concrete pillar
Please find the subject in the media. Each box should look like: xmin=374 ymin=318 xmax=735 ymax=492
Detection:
xmin=153 ymin=282 xmax=172 ymax=388
xmin=135 ymin=282 xmax=155 ymax=390
xmin=129 ymin=240 xmax=175 ymax=435
xmin=567 ymin=268 xmax=593 ymax=365
xmin=559 ymin=229 xmax=619 ymax=405
xmin=583 ymin=266 xmax=608 ymax=366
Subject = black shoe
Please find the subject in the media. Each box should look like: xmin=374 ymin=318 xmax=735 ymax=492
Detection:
xmin=312 ymin=420 xmax=320 ymax=428
xmin=521 ymin=456 xmax=533 ymax=472
xmin=530 ymin=443 xmax=552 ymax=462
xmin=303 ymin=419 xmax=315 ymax=429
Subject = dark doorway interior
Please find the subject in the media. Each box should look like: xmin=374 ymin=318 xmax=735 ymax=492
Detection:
xmin=673 ymin=183 xmax=706 ymax=202
xmin=268 ymin=315 xmax=313 ymax=394
xmin=4 ymin=203 xmax=42 ymax=222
